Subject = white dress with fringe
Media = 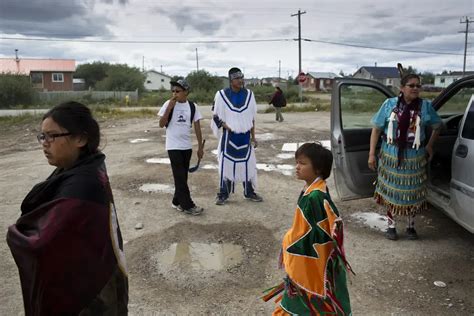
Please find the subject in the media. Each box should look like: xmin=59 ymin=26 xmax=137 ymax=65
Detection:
xmin=211 ymin=88 xmax=258 ymax=189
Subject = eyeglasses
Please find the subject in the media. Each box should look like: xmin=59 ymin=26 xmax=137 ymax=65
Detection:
xmin=406 ymin=84 xmax=422 ymax=89
xmin=37 ymin=132 xmax=72 ymax=144
xmin=172 ymin=89 xmax=183 ymax=93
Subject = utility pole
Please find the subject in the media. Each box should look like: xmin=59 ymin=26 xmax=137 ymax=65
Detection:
xmin=278 ymin=60 xmax=281 ymax=83
xmin=460 ymin=17 xmax=473 ymax=76
xmin=291 ymin=9 xmax=306 ymax=104
xmin=196 ymin=48 xmax=199 ymax=71
xmin=142 ymin=56 xmax=145 ymax=72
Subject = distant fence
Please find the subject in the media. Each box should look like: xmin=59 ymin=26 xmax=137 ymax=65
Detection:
xmin=37 ymin=90 xmax=138 ymax=103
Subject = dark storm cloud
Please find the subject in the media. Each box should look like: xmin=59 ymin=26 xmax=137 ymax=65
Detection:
xmin=329 ymin=11 xmax=465 ymax=54
xmin=153 ymin=6 xmax=225 ymax=35
xmin=0 ymin=0 xmax=116 ymax=38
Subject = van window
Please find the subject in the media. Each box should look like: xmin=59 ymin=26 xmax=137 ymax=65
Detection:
xmin=461 ymin=99 xmax=474 ymax=140
xmin=437 ymin=87 xmax=474 ymax=116
xmin=340 ymin=85 xmax=388 ymax=129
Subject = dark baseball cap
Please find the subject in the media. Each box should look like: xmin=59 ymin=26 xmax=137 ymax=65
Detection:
xmin=170 ymin=79 xmax=190 ymax=91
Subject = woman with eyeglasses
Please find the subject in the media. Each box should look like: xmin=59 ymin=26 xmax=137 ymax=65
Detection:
xmin=7 ymin=101 xmax=128 ymax=315
xmin=368 ymin=73 xmax=442 ymax=240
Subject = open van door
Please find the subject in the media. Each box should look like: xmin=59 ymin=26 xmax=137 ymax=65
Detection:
xmin=330 ymin=78 xmax=394 ymax=200
xmin=450 ymin=95 xmax=474 ymax=232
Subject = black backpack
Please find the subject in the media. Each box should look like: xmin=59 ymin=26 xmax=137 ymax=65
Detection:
xmin=281 ymin=94 xmax=287 ymax=107
xmin=165 ymin=101 xmax=196 ymax=127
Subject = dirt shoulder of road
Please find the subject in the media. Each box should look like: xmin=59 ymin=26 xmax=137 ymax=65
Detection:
xmin=1 ymin=109 xmax=473 ymax=315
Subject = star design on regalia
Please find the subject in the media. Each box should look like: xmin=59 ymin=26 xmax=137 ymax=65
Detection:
xmin=286 ymin=199 xmax=339 ymax=259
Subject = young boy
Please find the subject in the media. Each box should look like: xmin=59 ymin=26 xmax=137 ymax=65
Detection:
xmin=158 ymin=79 xmax=204 ymax=216
xmin=264 ymin=142 xmax=352 ymax=315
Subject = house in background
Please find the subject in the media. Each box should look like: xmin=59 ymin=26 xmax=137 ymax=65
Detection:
xmin=303 ymin=72 xmax=340 ymax=91
xmin=352 ymin=66 xmax=400 ymax=88
xmin=144 ymin=70 xmax=172 ymax=91
xmin=434 ymin=71 xmax=474 ymax=88
xmin=244 ymin=78 xmax=260 ymax=87
xmin=0 ymin=57 xmax=75 ymax=91
xmin=260 ymin=77 xmax=287 ymax=87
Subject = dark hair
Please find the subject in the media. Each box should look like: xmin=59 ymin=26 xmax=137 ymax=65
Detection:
xmin=42 ymin=101 xmax=100 ymax=155
xmin=401 ymin=73 xmax=421 ymax=86
xmin=295 ymin=142 xmax=333 ymax=180
xmin=276 ymin=86 xmax=282 ymax=92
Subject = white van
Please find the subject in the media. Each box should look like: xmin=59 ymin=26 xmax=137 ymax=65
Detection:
xmin=330 ymin=76 xmax=474 ymax=233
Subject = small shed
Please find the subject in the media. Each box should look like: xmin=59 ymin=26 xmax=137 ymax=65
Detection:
xmin=303 ymin=72 xmax=340 ymax=91
xmin=144 ymin=70 xmax=172 ymax=91
xmin=0 ymin=58 xmax=75 ymax=91
xmin=353 ymin=66 xmax=400 ymax=88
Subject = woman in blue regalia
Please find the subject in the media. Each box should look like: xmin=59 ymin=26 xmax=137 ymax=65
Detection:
xmin=368 ymin=73 xmax=442 ymax=240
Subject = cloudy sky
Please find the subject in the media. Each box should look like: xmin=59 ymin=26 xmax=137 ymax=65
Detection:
xmin=1 ymin=0 xmax=473 ymax=78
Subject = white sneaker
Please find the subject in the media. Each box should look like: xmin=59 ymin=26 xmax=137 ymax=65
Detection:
xmin=172 ymin=203 xmax=183 ymax=212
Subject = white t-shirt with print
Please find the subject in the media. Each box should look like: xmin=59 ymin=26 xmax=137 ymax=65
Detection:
xmin=158 ymin=100 xmax=203 ymax=150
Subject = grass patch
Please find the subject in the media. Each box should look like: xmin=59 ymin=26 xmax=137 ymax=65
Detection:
xmin=92 ymin=107 xmax=156 ymax=120
xmin=0 ymin=113 xmax=40 ymax=128
xmin=265 ymin=98 xmax=331 ymax=113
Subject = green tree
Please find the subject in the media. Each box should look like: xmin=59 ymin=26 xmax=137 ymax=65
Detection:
xmin=185 ymin=70 xmax=222 ymax=92
xmin=0 ymin=74 xmax=35 ymax=108
xmin=420 ymin=71 xmax=435 ymax=84
xmin=95 ymin=64 xmax=145 ymax=92
xmin=405 ymin=65 xmax=418 ymax=74
xmin=75 ymin=61 xmax=109 ymax=89
xmin=171 ymin=75 xmax=184 ymax=82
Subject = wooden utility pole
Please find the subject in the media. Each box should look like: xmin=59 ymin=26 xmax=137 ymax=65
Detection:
xmin=278 ymin=60 xmax=281 ymax=83
xmin=460 ymin=17 xmax=473 ymax=76
xmin=291 ymin=9 xmax=306 ymax=104
xmin=196 ymin=48 xmax=199 ymax=71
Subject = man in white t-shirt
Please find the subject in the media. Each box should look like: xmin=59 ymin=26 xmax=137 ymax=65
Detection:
xmin=158 ymin=79 xmax=204 ymax=215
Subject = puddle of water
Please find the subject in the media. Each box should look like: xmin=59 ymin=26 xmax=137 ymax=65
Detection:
xmin=130 ymin=138 xmax=150 ymax=143
xmin=256 ymin=133 xmax=281 ymax=141
xmin=282 ymin=143 xmax=298 ymax=152
xmin=157 ymin=242 xmax=243 ymax=271
xmin=146 ymin=158 xmax=171 ymax=164
xmin=139 ymin=183 xmax=174 ymax=193
xmin=256 ymin=163 xmax=294 ymax=176
xmin=277 ymin=153 xmax=294 ymax=160
xmin=351 ymin=212 xmax=387 ymax=232
xmin=320 ymin=140 xmax=330 ymax=149
xmin=282 ymin=140 xmax=331 ymax=152
xmin=202 ymin=164 xmax=218 ymax=170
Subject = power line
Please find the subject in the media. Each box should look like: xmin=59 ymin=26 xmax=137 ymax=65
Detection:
xmin=303 ymin=38 xmax=470 ymax=56
xmin=0 ymin=36 xmax=292 ymax=44
xmin=1 ymin=35 xmax=470 ymax=56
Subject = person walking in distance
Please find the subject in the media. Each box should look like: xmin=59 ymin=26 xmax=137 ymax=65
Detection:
xmin=211 ymin=67 xmax=263 ymax=205
xmin=269 ymin=86 xmax=286 ymax=122
xmin=158 ymin=79 xmax=204 ymax=216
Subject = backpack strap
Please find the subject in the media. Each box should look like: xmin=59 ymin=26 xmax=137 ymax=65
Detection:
xmin=165 ymin=100 xmax=196 ymax=128
xmin=165 ymin=106 xmax=174 ymax=128
xmin=189 ymin=101 xmax=196 ymax=127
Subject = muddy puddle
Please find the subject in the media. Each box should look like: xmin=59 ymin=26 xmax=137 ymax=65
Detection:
xmin=156 ymin=242 xmax=243 ymax=271
xmin=125 ymin=222 xmax=279 ymax=302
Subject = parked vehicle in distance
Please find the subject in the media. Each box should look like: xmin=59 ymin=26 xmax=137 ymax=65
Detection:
xmin=330 ymin=76 xmax=474 ymax=233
